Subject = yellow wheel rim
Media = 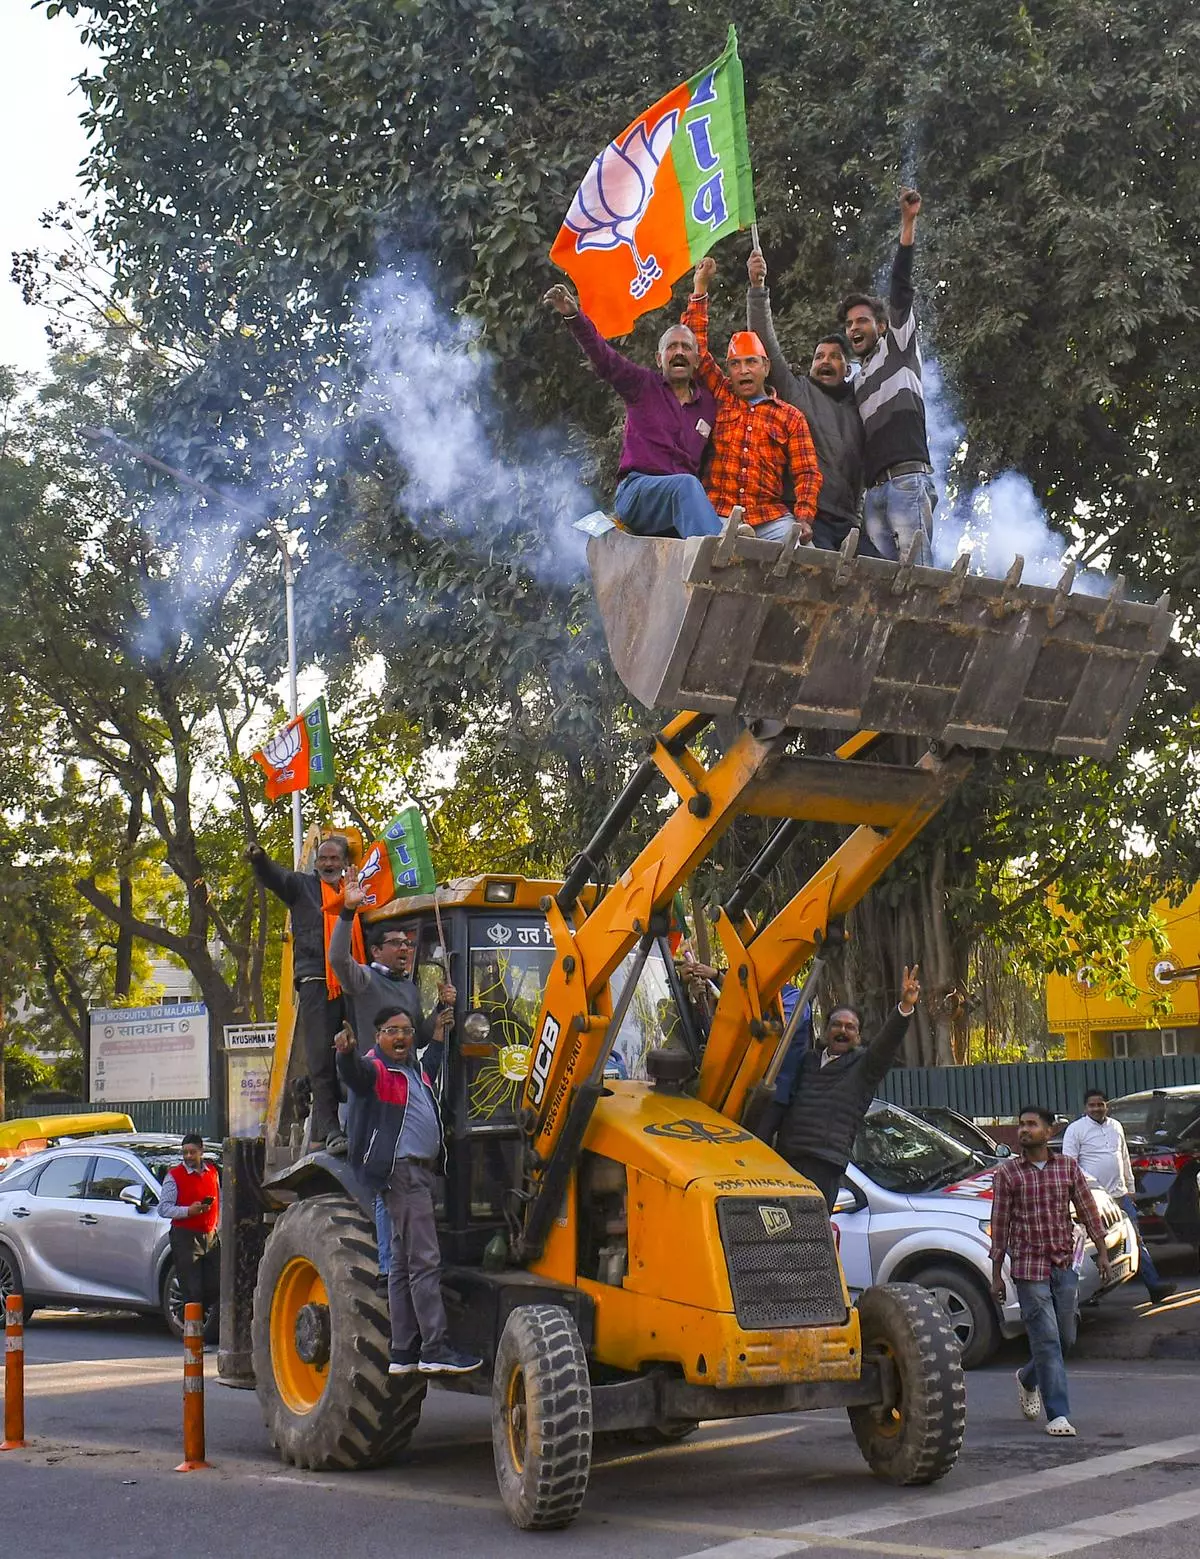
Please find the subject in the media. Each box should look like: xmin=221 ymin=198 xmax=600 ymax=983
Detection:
xmin=505 ymin=1365 xmax=528 ymax=1472
xmin=271 ymin=1256 xmax=330 ymax=1414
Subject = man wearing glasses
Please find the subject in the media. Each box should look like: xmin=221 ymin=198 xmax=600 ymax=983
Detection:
xmin=329 ymin=876 xmax=456 ymax=1062
xmin=330 ymin=877 xmax=457 ymax=1286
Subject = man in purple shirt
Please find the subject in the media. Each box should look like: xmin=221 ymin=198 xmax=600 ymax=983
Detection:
xmin=544 ymin=283 xmax=723 ymax=539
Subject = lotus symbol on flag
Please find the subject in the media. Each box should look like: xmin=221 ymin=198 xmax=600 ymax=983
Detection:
xmin=564 ymin=112 xmax=679 ymax=300
xmin=358 ymin=845 xmax=385 ymax=892
xmin=262 ymin=720 xmax=301 ymax=774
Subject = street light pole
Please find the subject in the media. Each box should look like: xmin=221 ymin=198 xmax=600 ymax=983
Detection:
xmin=80 ymin=426 xmax=304 ymax=865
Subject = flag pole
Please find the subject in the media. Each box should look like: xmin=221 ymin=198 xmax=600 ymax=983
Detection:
xmin=281 ymin=548 xmax=303 ymax=867
xmin=750 ymin=222 xmax=761 ymax=253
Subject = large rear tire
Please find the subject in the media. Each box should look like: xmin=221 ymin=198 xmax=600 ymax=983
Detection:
xmin=252 ymin=1193 xmax=425 ymax=1470
xmin=491 ymin=1304 xmax=593 ymax=1530
xmin=848 ymin=1283 xmax=966 ymax=1486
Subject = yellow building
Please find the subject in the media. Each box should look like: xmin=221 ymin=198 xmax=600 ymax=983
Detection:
xmin=1046 ymin=885 xmax=1200 ymax=1061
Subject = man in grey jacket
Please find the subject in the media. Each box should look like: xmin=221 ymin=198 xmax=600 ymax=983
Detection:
xmin=746 ymin=250 xmax=873 ymax=554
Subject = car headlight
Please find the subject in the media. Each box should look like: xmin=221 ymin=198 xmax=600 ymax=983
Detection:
xmin=979 ymin=1219 xmax=992 ymax=1237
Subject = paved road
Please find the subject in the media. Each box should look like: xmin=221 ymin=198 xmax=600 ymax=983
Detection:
xmin=5 ymin=1312 xmax=1200 ymax=1558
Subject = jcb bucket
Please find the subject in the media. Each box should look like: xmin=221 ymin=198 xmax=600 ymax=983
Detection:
xmin=588 ymin=526 xmax=1172 ymax=759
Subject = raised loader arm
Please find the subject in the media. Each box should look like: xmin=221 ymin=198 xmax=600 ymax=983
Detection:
xmin=695 ymin=737 xmax=973 ymax=1122
xmin=513 ymin=525 xmax=1173 ymax=1263
xmin=514 ymin=712 xmax=785 ymax=1259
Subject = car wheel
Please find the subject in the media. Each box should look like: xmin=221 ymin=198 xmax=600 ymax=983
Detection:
xmin=910 ymin=1263 xmax=1001 ymax=1369
xmin=162 ymin=1263 xmax=217 ymax=1343
xmin=0 ymin=1244 xmax=25 ymax=1309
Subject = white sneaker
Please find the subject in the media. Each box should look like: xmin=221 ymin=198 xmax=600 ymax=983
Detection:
xmin=1016 ymin=1371 xmax=1042 ymax=1421
xmin=1046 ymin=1416 xmax=1077 ymax=1437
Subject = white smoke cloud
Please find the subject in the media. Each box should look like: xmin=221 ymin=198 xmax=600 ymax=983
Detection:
xmin=359 ymin=268 xmax=591 ymax=588
xmin=922 ymin=354 xmax=1111 ymax=595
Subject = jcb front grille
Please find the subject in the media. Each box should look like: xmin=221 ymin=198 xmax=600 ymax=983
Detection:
xmin=717 ymin=1196 xmax=848 ymax=1330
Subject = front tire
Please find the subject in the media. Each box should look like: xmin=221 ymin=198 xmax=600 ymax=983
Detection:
xmin=910 ymin=1262 xmax=1001 ymax=1368
xmin=0 ymin=1244 xmax=25 ymax=1312
xmin=849 ymin=1283 xmax=966 ymax=1485
xmin=252 ymin=1193 xmax=425 ymax=1470
xmin=491 ymin=1304 xmax=593 ymax=1530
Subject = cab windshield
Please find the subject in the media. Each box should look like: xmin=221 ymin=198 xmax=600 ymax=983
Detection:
xmin=852 ymin=1103 xmax=980 ymax=1194
xmin=463 ymin=919 xmax=689 ymax=1120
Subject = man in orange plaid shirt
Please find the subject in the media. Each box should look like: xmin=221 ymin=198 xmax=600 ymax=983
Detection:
xmin=682 ymin=257 xmax=822 ymax=540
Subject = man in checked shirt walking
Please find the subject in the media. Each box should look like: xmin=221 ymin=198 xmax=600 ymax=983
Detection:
xmin=683 ymin=257 xmax=822 ymax=541
xmin=990 ymin=1105 xmax=1112 ymax=1438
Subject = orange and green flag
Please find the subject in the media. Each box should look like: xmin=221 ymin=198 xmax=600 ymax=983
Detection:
xmin=357 ymin=805 xmax=437 ymax=908
xmin=550 ymin=25 xmax=755 ymax=339
xmin=251 ymin=696 xmax=336 ymax=801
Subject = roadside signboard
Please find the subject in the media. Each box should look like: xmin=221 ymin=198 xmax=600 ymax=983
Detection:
xmin=223 ymin=1024 xmax=275 ymax=1138
xmin=88 ymin=1003 xmax=210 ymax=1103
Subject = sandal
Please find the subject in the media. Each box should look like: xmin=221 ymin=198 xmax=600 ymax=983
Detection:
xmin=1046 ymin=1416 xmax=1076 ymax=1437
xmin=1016 ymin=1372 xmax=1042 ymax=1421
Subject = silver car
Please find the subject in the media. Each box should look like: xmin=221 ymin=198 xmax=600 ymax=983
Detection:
xmin=0 ymin=1133 xmax=220 ymax=1338
xmin=833 ymin=1102 xmax=1138 ymax=1367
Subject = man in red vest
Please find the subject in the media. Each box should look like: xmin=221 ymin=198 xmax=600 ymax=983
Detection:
xmin=158 ymin=1132 xmax=220 ymax=1322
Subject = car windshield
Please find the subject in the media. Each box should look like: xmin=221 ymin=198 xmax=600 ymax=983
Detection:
xmin=121 ymin=1144 xmax=220 ymax=1185
xmin=852 ymin=1104 xmax=980 ymax=1194
xmin=1107 ymin=1095 xmax=1153 ymax=1140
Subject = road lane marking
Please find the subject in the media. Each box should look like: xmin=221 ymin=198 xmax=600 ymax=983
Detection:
xmin=594 ymin=1423 xmax=807 ymax=1470
xmin=787 ymin=1432 xmax=1200 ymax=1538
xmin=667 ymin=1432 xmax=1200 ymax=1558
xmin=976 ymin=1487 xmax=1200 ymax=1556
xmin=22 ymin=1357 xmax=205 ymax=1396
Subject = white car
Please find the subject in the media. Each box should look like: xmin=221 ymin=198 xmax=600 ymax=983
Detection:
xmin=832 ymin=1102 xmax=1139 ymax=1366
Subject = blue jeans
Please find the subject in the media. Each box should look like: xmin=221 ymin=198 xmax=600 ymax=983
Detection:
xmin=1119 ymin=1194 xmax=1163 ymax=1292
xmin=614 ymin=473 xmax=722 ymax=539
xmin=375 ymin=1191 xmax=391 ymax=1276
xmin=750 ymin=515 xmax=802 ymax=542
xmin=863 ymin=473 xmax=935 ymax=563
xmin=1015 ymin=1266 xmax=1079 ymax=1422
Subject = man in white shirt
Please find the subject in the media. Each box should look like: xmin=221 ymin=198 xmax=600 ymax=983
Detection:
xmin=1062 ymin=1089 xmax=1175 ymax=1304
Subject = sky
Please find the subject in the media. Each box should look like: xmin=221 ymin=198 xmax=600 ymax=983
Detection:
xmin=0 ymin=4 xmax=96 ymax=375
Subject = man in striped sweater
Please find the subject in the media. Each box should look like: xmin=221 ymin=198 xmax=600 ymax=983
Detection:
xmin=838 ymin=189 xmax=935 ymax=565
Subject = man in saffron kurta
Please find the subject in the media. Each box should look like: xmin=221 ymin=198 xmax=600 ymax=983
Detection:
xmin=682 ymin=257 xmax=822 ymax=541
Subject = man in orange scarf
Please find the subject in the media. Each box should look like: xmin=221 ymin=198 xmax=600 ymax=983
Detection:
xmin=247 ymin=834 xmax=357 ymax=1154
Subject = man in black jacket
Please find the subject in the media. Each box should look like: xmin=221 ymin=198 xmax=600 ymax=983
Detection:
xmin=247 ymin=835 xmax=352 ymax=1153
xmin=773 ymin=967 xmax=921 ymax=1208
xmin=335 ymin=1007 xmax=481 ymax=1377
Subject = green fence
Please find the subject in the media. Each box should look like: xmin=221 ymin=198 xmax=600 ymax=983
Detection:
xmin=878 ymin=1055 xmax=1200 ymax=1121
xmin=6 ymin=1099 xmax=214 ymax=1136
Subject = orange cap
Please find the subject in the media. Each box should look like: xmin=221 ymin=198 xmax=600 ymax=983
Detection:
xmin=727 ymin=330 xmax=768 ymax=360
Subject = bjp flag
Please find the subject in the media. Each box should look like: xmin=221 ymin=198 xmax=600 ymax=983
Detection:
xmin=357 ymin=805 xmax=437 ymax=908
xmin=550 ymin=26 xmax=755 ymax=339
xmin=251 ymin=697 xmax=336 ymax=801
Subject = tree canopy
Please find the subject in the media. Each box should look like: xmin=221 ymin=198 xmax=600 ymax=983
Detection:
xmin=7 ymin=0 xmax=1200 ymax=1070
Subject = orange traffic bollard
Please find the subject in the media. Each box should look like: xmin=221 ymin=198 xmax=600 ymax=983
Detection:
xmin=176 ymin=1301 xmax=211 ymax=1471
xmin=2 ymin=1292 xmax=25 ymax=1450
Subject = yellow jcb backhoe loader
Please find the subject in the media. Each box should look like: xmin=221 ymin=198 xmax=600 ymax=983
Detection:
xmin=218 ymin=522 xmax=1171 ymax=1530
